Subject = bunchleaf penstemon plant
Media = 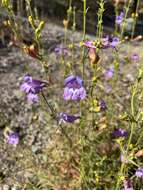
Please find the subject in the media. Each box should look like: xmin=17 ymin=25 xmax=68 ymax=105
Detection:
xmin=1 ymin=0 xmax=143 ymax=189
xmin=115 ymin=64 xmax=143 ymax=190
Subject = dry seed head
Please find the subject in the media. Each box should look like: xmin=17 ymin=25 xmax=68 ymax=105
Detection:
xmin=135 ymin=150 xmax=143 ymax=157
xmin=88 ymin=48 xmax=100 ymax=65
xmin=63 ymin=19 xmax=69 ymax=29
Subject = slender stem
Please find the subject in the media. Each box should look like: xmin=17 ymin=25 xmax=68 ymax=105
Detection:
xmin=115 ymin=82 xmax=137 ymax=190
xmin=41 ymin=91 xmax=56 ymax=118
xmin=82 ymin=0 xmax=86 ymax=80
xmin=59 ymin=124 xmax=72 ymax=147
xmin=120 ymin=0 xmax=132 ymax=40
xmin=41 ymin=91 xmax=72 ymax=146
xmin=96 ymin=0 xmax=104 ymax=40
xmin=131 ymin=0 xmax=140 ymax=39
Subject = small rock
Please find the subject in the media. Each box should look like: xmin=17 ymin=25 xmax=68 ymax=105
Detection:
xmin=3 ymin=184 xmax=9 ymax=190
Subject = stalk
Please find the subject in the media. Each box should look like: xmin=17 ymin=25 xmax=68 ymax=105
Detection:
xmin=82 ymin=0 xmax=86 ymax=80
xmin=120 ymin=0 xmax=132 ymax=40
xmin=131 ymin=0 xmax=140 ymax=39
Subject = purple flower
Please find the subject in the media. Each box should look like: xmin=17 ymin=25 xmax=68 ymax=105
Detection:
xmin=99 ymin=100 xmax=107 ymax=111
xmin=27 ymin=93 xmax=39 ymax=104
xmin=55 ymin=44 xmax=69 ymax=56
xmin=130 ymin=53 xmax=140 ymax=62
xmin=20 ymin=82 xmax=32 ymax=94
xmin=7 ymin=132 xmax=19 ymax=145
xmin=116 ymin=12 xmax=124 ymax=25
xmin=135 ymin=167 xmax=143 ymax=178
xmin=101 ymin=35 xmax=110 ymax=48
xmin=59 ymin=113 xmax=80 ymax=124
xmin=105 ymin=68 xmax=114 ymax=79
xmin=110 ymin=37 xmax=120 ymax=47
xmin=20 ymin=75 xmax=47 ymax=104
xmin=24 ymin=75 xmax=32 ymax=82
xmin=113 ymin=128 xmax=128 ymax=137
xmin=124 ymin=178 xmax=134 ymax=190
xmin=84 ymin=41 xmax=96 ymax=49
xmin=20 ymin=75 xmax=47 ymax=94
xmin=63 ymin=75 xmax=86 ymax=101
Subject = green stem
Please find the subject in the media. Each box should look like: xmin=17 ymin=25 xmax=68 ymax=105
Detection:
xmin=82 ymin=0 xmax=86 ymax=80
xmin=120 ymin=0 xmax=132 ymax=40
xmin=131 ymin=0 xmax=140 ymax=39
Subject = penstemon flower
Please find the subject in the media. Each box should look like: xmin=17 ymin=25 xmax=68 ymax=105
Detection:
xmin=83 ymin=41 xmax=96 ymax=49
xmin=135 ymin=167 xmax=143 ymax=178
xmin=104 ymin=68 xmax=114 ymax=80
xmin=55 ymin=44 xmax=69 ymax=56
xmin=101 ymin=35 xmax=110 ymax=48
xmin=20 ymin=75 xmax=48 ymax=104
xmin=116 ymin=12 xmax=124 ymax=25
xmin=130 ymin=53 xmax=140 ymax=62
xmin=7 ymin=132 xmax=19 ymax=146
xmin=99 ymin=100 xmax=107 ymax=111
xmin=113 ymin=128 xmax=128 ymax=137
xmin=59 ymin=113 xmax=80 ymax=124
xmin=123 ymin=177 xmax=134 ymax=190
xmin=27 ymin=93 xmax=39 ymax=104
xmin=110 ymin=37 xmax=120 ymax=48
xmin=63 ymin=75 xmax=86 ymax=101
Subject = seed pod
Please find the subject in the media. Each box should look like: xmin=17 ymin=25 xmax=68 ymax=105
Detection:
xmin=23 ymin=44 xmax=39 ymax=59
xmin=63 ymin=19 xmax=69 ymax=29
xmin=135 ymin=150 xmax=143 ymax=157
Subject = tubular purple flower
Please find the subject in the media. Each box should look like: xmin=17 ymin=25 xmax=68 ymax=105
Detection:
xmin=84 ymin=41 xmax=96 ymax=49
xmin=63 ymin=75 xmax=86 ymax=101
xmin=116 ymin=12 xmax=124 ymax=25
xmin=130 ymin=53 xmax=140 ymax=62
xmin=135 ymin=167 xmax=143 ymax=178
xmin=7 ymin=132 xmax=19 ymax=145
xmin=105 ymin=68 xmax=114 ymax=79
xmin=59 ymin=113 xmax=80 ymax=124
xmin=20 ymin=82 xmax=32 ymax=94
xmin=113 ymin=128 xmax=128 ymax=137
xmin=27 ymin=93 xmax=39 ymax=104
xmin=124 ymin=178 xmax=134 ymax=190
xmin=101 ymin=35 xmax=110 ymax=48
xmin=111 ymin=37 xmax=120 ymax=47
xmin=55 ymin=44 xmax=69 ymax=56
xmin=20 ymin=75 xmax=47 ymax=104
xmin=20 ymin=75 xmax=47 ymax=94
xmin=24 ymin=75 xmax=32 ymax=82
xmin=99 ymin=100 xmax=107 ymax=111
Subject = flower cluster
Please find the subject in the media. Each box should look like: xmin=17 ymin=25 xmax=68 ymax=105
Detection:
xmin=102 ymin=36 xmax=120 ymax=49
xmin=84 ymin=36 xmax=120 ymax=50
xmin=60 ymin=75 xmax=86 ymax=124
xmin=20 ymin=75 xmax=47 ymax=104
xmin=63 ymin=75 xmax=86 ymax=101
